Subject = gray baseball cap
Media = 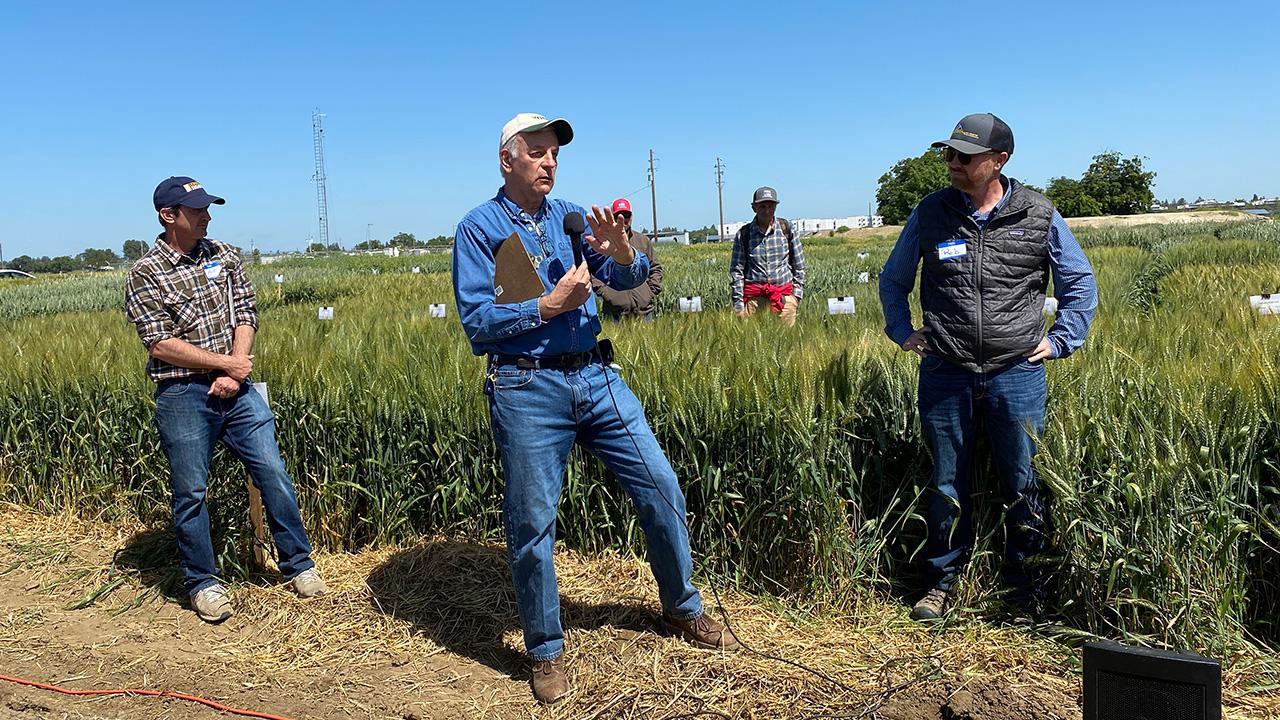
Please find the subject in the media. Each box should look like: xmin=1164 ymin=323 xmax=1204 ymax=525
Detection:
xmin=752 ymin=186 xmax=779 ymax=204
xmin=932 ymin=113 xmax=1014 ymax=155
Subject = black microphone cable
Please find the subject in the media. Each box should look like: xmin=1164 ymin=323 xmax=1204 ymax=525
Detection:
xmin=594 ymin=347 xmax=940 ymax=718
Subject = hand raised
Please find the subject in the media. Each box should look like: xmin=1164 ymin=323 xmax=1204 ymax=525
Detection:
xmin=584 ymin=205 xmax=634 ymax=264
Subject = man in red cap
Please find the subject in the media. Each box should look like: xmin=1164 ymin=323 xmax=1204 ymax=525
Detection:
xmin=591 ymin=198 xmax=663 ymax=321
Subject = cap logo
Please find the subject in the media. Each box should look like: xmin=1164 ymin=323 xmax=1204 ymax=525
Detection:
xmin=953 ymin=126 xmax=980 ymax=140
xmin=182 ymin=181 xmax=202 ymax=192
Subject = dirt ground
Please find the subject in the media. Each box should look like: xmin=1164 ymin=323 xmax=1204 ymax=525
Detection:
xmin=0 ymin=507 xmax=1270 ymax=720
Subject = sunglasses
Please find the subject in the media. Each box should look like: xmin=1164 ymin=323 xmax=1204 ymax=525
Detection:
xmin=941 ymin=147 xmax=994 ymax=165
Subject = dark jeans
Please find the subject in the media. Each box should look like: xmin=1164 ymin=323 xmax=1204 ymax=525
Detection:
xmin=154 ymin=376 xmax=315 ymax=595
xmin=916 ymin=355 xmax=1049 ymax=596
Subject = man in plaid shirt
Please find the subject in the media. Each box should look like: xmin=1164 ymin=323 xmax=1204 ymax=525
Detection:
xmin=124 ymin=176 xmax=326 ymax=623
xmin=729 ymin=186 xmax=806 ymax=327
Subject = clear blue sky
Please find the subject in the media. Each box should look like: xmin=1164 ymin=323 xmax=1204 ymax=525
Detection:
xmin=2 ymin=1 xmax=1277 ymax=258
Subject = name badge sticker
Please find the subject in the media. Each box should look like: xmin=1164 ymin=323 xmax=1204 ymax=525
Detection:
xmin=937 ymin=240 xmax=967 ymax=261
xmin=202 ymin=260 xmax=223 ymax=280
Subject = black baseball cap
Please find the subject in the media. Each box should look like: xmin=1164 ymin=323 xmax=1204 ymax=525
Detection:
xmin=932 ymin=113 xmax=1014 ymax=155
xmin=153 ymin=176 xmax=226 ymax=211
xmin=752 ymin=186 xmax=779 ymax=204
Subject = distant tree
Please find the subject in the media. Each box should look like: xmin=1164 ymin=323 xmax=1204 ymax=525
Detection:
xmin=1022 ymin=182 xmax=1045 ymax=194
xmin=251 ymin=248 xmax=262 ymax=265
xmin=390 ymin=232 xmax=420 ymax=247
xmin=1252 ymin=193 xmax=1260 ymax=203
xmin=306 ymin=242 xmax=326 ymax=253
xmin=9 ymin=256 xmax=34 ymax=273
xmin=427 ymin=234 xmax=452 ymax=246
xmin=326 ymin=242 xmax=341 ymax=252
xmin=122 ymin=239 xmax=148 ymax=263
xmin=78 ymin=248 xmax=121 ymax=269
xmin=1045 ymin=177 xmax=1103 ymax=218
xmin=688 ymin=225 xmax=717 ymax=242
xmin=1079 ymin=152 xmax=1156 ymax=215
xmin=875 ymin=149 xmax=949 ymax=225
xmin=353 ymin=239 xmax=385 ymax=251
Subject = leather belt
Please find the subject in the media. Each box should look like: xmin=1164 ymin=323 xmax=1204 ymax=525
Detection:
xmin=492 ymin=350 xmax=598 ymax=370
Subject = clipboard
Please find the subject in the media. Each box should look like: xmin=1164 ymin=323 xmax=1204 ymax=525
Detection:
xmin=493 ymin=231 xmax=545 ymax=304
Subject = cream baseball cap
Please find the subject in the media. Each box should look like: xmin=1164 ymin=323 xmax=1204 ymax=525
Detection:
xmin=499 ymin=113 xmax=574 ymax=149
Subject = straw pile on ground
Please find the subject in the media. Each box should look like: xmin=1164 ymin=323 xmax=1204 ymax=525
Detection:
xmin=0 ymin=506 xmax=1275 ymax=719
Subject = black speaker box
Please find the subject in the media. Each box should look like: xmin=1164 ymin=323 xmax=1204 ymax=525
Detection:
xmin=1083 ymin=641 xmax=1221 ymax=720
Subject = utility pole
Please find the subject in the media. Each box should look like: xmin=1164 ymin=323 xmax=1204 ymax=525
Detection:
xmin=715 ymin=157 xmax=726 ymax=242
xmin=366 ymin=223 xmax=373 ymax=245
xmin=648 ymin=149 xmax=658 ymax=239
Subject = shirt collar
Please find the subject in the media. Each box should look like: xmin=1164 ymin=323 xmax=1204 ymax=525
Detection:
xmin=496 ymin=187 xmax=548 ymax=225
xmin=962 ymin=176 xmax=1011 ymax=219
xmin=153 ymin=234 xmax=211 ymax=267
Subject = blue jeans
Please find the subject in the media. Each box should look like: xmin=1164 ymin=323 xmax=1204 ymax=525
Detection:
xmin=154 ymin=376 xmax=315 ymax=595
xmin=917 ymin=355 xmax=1049 ymax=595
xmin=486 ymin=360 xmax=702 ymax=660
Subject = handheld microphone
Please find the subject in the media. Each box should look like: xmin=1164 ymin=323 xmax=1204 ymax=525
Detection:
xmin=563 ymin=212 xmax=585 ymax=267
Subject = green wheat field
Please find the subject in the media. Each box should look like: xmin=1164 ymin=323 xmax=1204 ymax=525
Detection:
xmin=1 ymin=219 xmax=1277 ymax=668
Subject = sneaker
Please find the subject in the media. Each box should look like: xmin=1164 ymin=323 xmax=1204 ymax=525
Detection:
xmin=190 ymin=583 xmax=233 ymax=623
xmin=661 ymin=612 xmax=742 ymax=651
xmin=910 ymin=587 xmax=951 ymax=621
xmin=291 ymin=568 xmax=328 ymax=598
xmin=530 ymin=656 xmax=569 ymax=705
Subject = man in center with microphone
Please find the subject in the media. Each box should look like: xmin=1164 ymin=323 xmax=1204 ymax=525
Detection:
xmin=453 ymin=113 xmax=741 ymax=705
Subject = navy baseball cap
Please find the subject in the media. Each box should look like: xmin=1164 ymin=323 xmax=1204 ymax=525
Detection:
xmin=932 ymin=113 xmax=1014 ymax=155
xmin=153 ymin=176 xmax=226 ymax=211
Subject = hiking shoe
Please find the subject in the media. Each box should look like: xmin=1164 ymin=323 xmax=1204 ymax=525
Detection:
xmin=291 ymin=568 xmax=328 ymax=598
xmin=661 ymin=612 xmax=742 ymax=651
xmin=530 ymin=656 xmax=569 ymax=705
xmin=190 ymin=583 xmax=233 ymax=623
xmin=910 ymin=587 xmax=951 ymax=621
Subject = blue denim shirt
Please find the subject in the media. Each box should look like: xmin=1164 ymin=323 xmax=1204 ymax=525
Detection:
xmin=453 ymin=188 xmax=650 ymax=357
xmin=878 ymin=180 xmax=1098 ymax=359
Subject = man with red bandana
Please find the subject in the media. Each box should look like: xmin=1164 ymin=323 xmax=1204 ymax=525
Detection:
xmin=729 ymin=186 xmax=805 ymax=326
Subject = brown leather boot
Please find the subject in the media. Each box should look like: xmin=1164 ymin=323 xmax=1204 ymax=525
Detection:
xmin=530 ymin=656 xmax=569 ymax=705
xmin=661 ymin=612 xmax=742 ymax=651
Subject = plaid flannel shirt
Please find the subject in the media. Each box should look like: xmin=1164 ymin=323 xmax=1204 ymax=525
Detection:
xmin=124 ymin=236 xmax=257 ymax=382
xmin=729 ymin=218 xmax=806 ymax=309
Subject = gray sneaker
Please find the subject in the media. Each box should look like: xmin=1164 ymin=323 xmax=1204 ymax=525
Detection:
xmin=291 ymin=568 xmax=328 ymax=598
xmin=910 ymin=587 xmax=952 ymax=621
xmin=191 ymin=583 xmax=233 ymax=623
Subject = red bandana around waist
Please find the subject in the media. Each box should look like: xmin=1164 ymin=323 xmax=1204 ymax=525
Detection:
xmin=743 ymin=282 xmax=794 ymax=313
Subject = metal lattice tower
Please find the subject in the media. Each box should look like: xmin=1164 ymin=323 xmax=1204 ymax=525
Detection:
xmin=311 ymin=109 xmax=330 ymax=248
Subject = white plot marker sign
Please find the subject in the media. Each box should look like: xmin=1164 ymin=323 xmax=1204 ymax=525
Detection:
xmin=429 ymin=303 xmax=447 ymax=318
xmin=679 ymin=296 xmax=703 ymax=312
xmin=858 ymin=272 xmax=870 ymax=284
xmin=857 ymin=252 xmax=869 ymax=260
xmin=827 ymin=297 xmax=856 ymax=315
xmin=274 ymin=274 xmax=284 ymax=284
xmin=318 ymin=306 xmax=335 ymax=321
xmin=412 ymin=266 xmax=421 ymax=274
xmin=1251 ymin=294 xmax=1280 ymax=315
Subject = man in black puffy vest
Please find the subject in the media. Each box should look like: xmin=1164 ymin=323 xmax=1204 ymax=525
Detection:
xmin=878 ymin=113 xmax=1098 ymax=622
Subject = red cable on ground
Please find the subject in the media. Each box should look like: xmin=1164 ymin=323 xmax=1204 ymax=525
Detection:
xmin=0 ymin=672 xmax=298 ymax=720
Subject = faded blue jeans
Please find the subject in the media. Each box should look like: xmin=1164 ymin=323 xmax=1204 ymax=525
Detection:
xmin=917 ymin=355 xmax=1049 ymax=596
xmin=486 ymin=359 xmax=702 ymax=660
xmin=154 ymin=376 xmax=315 ymax=596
